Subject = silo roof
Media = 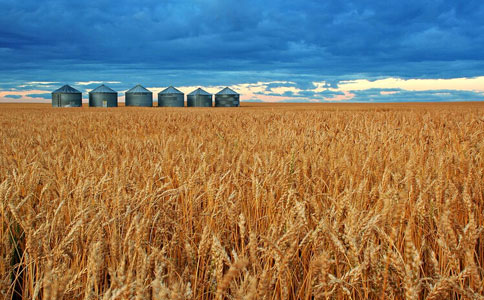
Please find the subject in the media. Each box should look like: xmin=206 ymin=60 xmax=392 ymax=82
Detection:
xmin=159 ymin=86 xmax=183 ymax=95
xmin=216 ymin=87 xmax=239 ymax=95
xmin=126 ymin=84 xmax=151 ymax=93
xmin=52 ymin=85 xmax=81 ymax=94
xmin=188 ymin=88 xmax=211 ymax=96
xmin=90 ymin=84 xmax=116 ymax=94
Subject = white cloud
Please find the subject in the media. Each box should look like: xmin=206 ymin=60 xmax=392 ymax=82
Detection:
xmin=323 ymin=91 xmax=355 ymax=102
xmin=380 ymin=91 xmax=398 ymax=95
xmin=331 ymin=76 xmax=484 ymax=92
xmin=311 ymin=81 xmax=332 ymax=93
xmin=269 ymin=86 xmax=302 ymax=95
xmin=27 ymin=81 xmax=59 ymax=85
xmin=17 ymin=82 xmax=59 ymax=88
xmin=75 ymin=81 xmax=121 ymax=85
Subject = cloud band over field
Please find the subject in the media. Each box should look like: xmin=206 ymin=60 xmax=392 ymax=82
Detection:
xmin=2 ymin=76 xmax=484 ymax=103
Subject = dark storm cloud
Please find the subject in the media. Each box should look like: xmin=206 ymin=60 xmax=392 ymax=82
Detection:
xmin=1 ymin=0 xmax=484 ymax=78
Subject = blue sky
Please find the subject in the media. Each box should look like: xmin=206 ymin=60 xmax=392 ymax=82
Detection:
xmin=1 ymin=0 xmax=484 ymax=102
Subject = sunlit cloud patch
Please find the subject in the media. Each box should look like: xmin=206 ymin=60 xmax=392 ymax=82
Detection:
xmin=329 ymin=76 xmax=484 ymax=93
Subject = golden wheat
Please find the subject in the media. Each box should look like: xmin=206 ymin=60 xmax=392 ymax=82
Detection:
xmin=0 ymin=102 xmax=483 ymax=299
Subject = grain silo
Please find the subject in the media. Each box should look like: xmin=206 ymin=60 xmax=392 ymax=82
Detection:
xmin=89 ymin=84 xmax=118 ymax=107
xmin=125 ymin=84 xmax=153 ymax=107
xmin=215 ymin=87 xmax=240 ymax=107
xmin=158 ymin=86 xmax=184 ymax=107
xmin=187 ymin=88 xmax=212 ymax=107
xmin=51 ymin=85 xmax=82 ymax=107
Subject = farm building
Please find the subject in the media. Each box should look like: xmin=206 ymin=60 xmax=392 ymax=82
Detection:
xmin=51 ymin=85 xmax=82 ymax=107
xmin=125 ymin=84 xmax=153 ymax=107
xmin=187 ymin=88 xmax=212 ymax=107
xmin=215 ymin=87 xmax=240 ymax=107
xmin=158 ymin=86 xmax=184 ymax=107
xmin=89 ymin=84 xmax=118 ymax=107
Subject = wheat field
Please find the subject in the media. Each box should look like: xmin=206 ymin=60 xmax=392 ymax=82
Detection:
xmin=0 ymin=102 xmax=483 ymax=300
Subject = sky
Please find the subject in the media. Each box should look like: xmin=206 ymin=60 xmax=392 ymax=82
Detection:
xmin=1 ymin=0 xmax=484 ymax=103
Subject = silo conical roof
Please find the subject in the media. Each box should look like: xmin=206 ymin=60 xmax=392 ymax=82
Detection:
xmin=126 ymin=84 xmax=151 ymax=93
xmin=90 ymin=84 xmax=117 ymax=93
xmin=52 ymin=85 xmax=81 ymax=94
xmin=159 ymin=86 xmax=184 ymax=95
xmin=188 ymin=88 xmax=211 ymax=96
xmin=216 ymin=87 xmax=238 ymax=95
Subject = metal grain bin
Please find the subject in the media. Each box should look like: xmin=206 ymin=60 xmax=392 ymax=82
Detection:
xmin=215 ymin=87 xmax=240 ymax=107
xmin=125 ymin=84 xmax=153 ymax=107
xmin=89 ymin=84 xmax=118 ymax=107
xmin=51 ymin=85 xmax=82 ymax=107
xmin=187 ymin=88 xmax=212 ymax=107
xmin=158 ymin=86 xmax=184 ymax=107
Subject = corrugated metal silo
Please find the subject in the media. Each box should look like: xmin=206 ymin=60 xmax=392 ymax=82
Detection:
xmin=187 ymin=88 xmax=212 ymax=107
xmin=158 ymin=86 xmax=184 ymax=107
xmin=215 ymin=87 xmax=240 ymax=107
xmin=125 ymin=84 xmax=153 ymax=107
xmin=51 ymin=85 xmax=82 ymax=107
xmin=89 ymin=84 xmax=118 ymax=107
